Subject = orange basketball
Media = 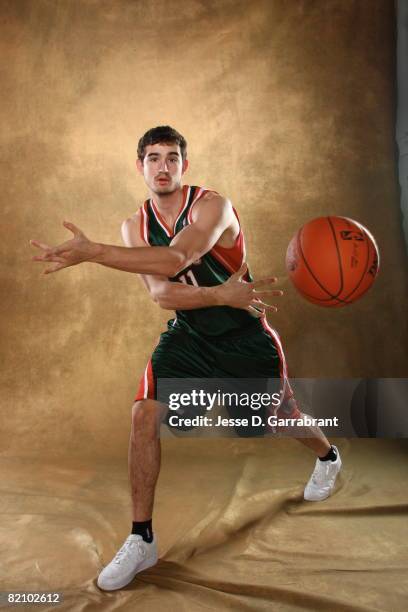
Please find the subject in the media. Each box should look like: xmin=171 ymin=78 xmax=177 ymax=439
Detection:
xmin=285 ymin=216 xmax=380 ymax=307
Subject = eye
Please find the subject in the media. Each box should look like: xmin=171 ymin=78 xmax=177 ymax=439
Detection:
xmin=169 ymin=158 xmax=179 ymax=163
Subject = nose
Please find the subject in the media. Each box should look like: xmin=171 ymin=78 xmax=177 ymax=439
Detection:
xmin=158 ymin=158 xmax=169 ymax=172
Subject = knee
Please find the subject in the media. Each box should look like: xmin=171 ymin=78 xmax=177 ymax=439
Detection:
xmin=276 ymin=396 xmax=302 ymax=421
xmin=274 ymin=397 xmax=303 ymax=434
xmin=131 ymin=400 xmax=160 ymax=435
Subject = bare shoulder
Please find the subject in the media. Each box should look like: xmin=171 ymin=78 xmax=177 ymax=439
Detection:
xmin=202 ymin=190 xmax=223 ymax=201
xmin=125 ymin=208 xmax=142 ymax=223
xmin=121 ymin=208 xmax=143 ymax=247
xmin=202 ymin=191 xmax=230 ymax=205
xmin=193 ymin=191 xmax=233 ymax=218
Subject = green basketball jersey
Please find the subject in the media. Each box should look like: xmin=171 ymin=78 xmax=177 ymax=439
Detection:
xmin=139 ymin=185 xmax=258 ymax=336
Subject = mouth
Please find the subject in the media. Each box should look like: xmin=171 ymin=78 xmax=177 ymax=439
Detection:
xmin=156 ymin=176 xmax=170 ymax=184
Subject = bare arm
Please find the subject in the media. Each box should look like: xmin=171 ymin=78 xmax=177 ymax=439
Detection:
xmin=31 ymin=194 xmax=236 ymax=277
xmin=30 ymin=195 xmax=282 ymax=313
xmin=120 ymin=212 xmax=221 ymax=309
xmin=121 ymin=212 xmax=282 ymax=315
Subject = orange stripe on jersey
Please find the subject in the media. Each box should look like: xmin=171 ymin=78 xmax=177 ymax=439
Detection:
xmin=210 ymin=208 xmax=245 ymax=273
xmin=150 ymin=185 xmax=189 ymax=237
xmin=139 ymin=209 xmax=144 ymax=243
xmin=138 ymin=201 xmax=150 ymax=245
xmin=146 ymin=359 xmax=155 ymax=399
xmin=186 ymin=187 xmax=218 ymax=224
xmin=134 ymin=375 xmax=145 ymax=402
xmin=187 ymin=195 xmax=245 ymax=274
xmin=150 ymin=199 xmax=172 ymax=237
xmin=174 ymin=185 xmax=191 ymax=229
xmin=134 ymin=358 xmax=155 ymax=402
xmin=259 ymin=316 xmax=298 ymax=418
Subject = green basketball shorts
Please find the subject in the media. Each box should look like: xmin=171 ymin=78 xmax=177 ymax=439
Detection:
xmin=134 ymin=317 xmax=301 ymax=436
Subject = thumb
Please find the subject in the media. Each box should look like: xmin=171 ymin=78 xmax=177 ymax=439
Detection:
xmin=230 ymin=262 xmax=248 ymax=281
xmin=63 ymin=221 xmax=83 ymax=237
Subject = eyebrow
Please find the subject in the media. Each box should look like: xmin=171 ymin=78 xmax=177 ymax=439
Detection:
xmin=146 ymin=151 xmax=180 ymax=158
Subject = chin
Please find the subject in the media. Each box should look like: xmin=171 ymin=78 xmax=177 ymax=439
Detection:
xmin=153 ymin=184 xmax=177 ymax=195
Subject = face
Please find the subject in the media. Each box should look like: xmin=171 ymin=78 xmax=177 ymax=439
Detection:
xmin=136 ymin=142 xmax=188 ymax=195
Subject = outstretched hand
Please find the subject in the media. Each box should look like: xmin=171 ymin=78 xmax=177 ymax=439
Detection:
xmin=30 ymin=221 xmax=100 ymax=274
xmin=216 ymin=262 xmax=283 ymax=317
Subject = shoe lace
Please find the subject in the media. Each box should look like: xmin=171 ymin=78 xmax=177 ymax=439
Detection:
xmin=113 ymin=538 xmax=145 ymax=565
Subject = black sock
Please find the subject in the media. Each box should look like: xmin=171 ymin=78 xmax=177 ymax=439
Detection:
xmin=318 ymin=445 xmax=337 ymax=462
xmin=131 ymin=520 xmax=153 ymax=543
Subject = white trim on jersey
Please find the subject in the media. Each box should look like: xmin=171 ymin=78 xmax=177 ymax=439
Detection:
xmin=149 ymin=186 xmax=190 ymax=237
xmin=260 ymin=317 xmax=289 ymax=412
xmin=143 ymin=364 xmax=149 ymax=399
xmin=150 ymin=198 xmax=172 ymax=238
xmin=174 ymin=186 xmax=191 ymax=229
xmin=210 ymin=248 xmax=236 ymax=274
xmin=187 ymin=187 xmax=207 ymax=224
xmin=141 ymin=202 xmax=150 ymax=245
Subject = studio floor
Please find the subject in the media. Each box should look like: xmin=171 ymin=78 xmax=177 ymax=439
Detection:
xmin=1 ymin=439 xmax=407 ymax=611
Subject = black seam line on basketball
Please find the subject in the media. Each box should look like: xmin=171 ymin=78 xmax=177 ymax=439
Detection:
xmin=327 ymin=216 xmax=344 ymax=297
xmin=297 ymin=286 xmax=352 ymax=303
xmin=297 ymin=227 xmax=350 ymax=303
xmin=340 ymin=229 xmax=371 ymax=302
xmin=297 ymin=286 xmax=352 ymax=305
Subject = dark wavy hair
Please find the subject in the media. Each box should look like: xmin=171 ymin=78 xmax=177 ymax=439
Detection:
xmin=137 ymin=125 xmax=187 ymax=161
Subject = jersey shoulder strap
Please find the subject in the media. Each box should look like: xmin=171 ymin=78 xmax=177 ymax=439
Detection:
xmin=136 ymin=184 xmax=219 ymax=244
xmin=185 ymin=185 xmax=220 ymax=224
xmin=138 ymin=199 xmax=150 ymax=245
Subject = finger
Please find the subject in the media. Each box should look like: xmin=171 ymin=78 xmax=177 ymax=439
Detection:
xmin=32 ymin=254 xmax=66 ymax=263
xmin=51 ymin=242 xmax=72 ymax=256
xmin=253 ymin=290 xmax=284 ymax=297
xmin=252 ymin=277 xmax=278 ymax=288
xmin=238 ymin=261 xmax=248 ymax=280
xmin=63 ymin=220 xmax=83 ymax=236
xmin=29 ymin=240 xmax=53 ymax=252
xmin=247 ymin=305 xmax=264 ymax=318
xmin=30 ymin=239 xmax=70 ymax=257
xmin=32 ymin=253 xmax=52 ymax=262
xmin=43 ymin=262 xmax=68 ymax=274
xmin=230 ymin=262 xmax=248 ymax=281
xmin=251 ymin=300 xmax=278 ymax=312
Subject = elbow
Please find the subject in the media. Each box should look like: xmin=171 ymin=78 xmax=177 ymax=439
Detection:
xmin=149 ymin=286 xmax=174 ymax=310
xmin=157 ymin=300 xmax=175 ymax=311
xmin=166 ymin=247 xmax=189 ymax=277
xmin=152 ymin=293 xmax=174 ymax=311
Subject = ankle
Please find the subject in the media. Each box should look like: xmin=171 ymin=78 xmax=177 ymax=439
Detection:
xmin=318 ymin=445 xmax=337 ymax=462
xmin=131 ymin=519 xmax=153 ymax=543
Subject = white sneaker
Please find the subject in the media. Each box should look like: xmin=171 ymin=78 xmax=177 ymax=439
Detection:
xmin=97 ymin=534 xmax=158 ymax=591
xmin=304 ymin=446 xmax=342 ymax=501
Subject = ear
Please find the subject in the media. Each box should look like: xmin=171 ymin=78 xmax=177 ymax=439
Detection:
xmin=181 ymin=158 xmax=189 ymax=175
xmin=136 ymin=158 xmax=144 ymax=175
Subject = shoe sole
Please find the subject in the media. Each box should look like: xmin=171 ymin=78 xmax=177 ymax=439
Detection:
xmin=303 ymin=491 xmax=331 ymax=501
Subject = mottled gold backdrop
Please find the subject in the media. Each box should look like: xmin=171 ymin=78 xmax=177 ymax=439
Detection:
xmin=1 ymin=0 xmax=407 ymax=458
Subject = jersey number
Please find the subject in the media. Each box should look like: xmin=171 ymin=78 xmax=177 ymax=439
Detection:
xmin=179 ymin=270 xmax=199 ymax=286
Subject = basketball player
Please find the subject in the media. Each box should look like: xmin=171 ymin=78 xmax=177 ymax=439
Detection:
xmin=30 ymin=126 xmax=342 ymax=591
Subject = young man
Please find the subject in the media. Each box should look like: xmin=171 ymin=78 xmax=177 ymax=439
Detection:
xmin=31 ymin=125 xmax=342 ymax=591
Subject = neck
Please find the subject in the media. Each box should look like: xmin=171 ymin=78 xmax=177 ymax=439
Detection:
xmin=150 ymin=185 xmax=184 ymax=213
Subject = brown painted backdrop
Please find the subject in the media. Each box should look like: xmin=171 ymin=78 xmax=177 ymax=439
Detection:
xmin=1 ymin=0 xmax=407 ymax=459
